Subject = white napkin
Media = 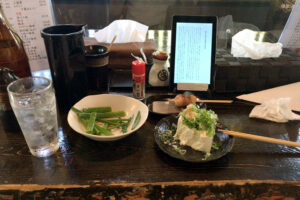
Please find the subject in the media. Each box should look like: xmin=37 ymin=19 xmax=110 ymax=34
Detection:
xmin=94 ymin=20 xmax=148 ymax=43
xmin=249 ymin=98 xmax=300 ymax=123
xmin=231 ymin=29 xmax=282 ymax=60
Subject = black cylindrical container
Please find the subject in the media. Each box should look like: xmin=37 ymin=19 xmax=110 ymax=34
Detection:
xmin=41 ymin=24 xmax=88 ymax=110
xmin=85 ymin=45 xmax=110 ymax=93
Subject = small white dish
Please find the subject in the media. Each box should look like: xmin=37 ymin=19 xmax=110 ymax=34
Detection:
xmin=67 ymin=94 xmax=149 ymax=141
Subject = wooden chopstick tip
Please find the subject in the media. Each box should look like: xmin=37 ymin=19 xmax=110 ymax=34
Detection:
xmin=107 ymin=35 xmax=117 ymax=52
xmin=218 ymin=128 xmax=300 ymax=148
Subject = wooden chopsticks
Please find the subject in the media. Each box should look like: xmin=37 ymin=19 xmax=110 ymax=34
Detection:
xmin=166 ymin=98 xmax=233 ymax=104
xmin=218 ymin=129 xmax=300 ymax=148
xmin=195 ymin=99 xmax=233 ymax=103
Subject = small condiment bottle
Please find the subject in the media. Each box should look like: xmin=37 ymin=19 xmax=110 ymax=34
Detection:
xmin=85 ymin=45 xmax=110 ymax=93
xmin=149 ymin=51 xmax=169 ymax=86
xmin=132 ymin=60 xmax=145 ymax=100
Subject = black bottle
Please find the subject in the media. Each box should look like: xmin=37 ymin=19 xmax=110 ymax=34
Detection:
xmin=0 ymin=67 xmax=20 ymax=132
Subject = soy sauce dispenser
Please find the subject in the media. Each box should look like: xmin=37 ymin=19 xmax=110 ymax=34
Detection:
xmin=0 ymin=67 xmax=20 ymax=131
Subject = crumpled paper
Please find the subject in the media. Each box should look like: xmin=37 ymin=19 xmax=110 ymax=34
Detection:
xmin=231 ymin=29 xmax=282 ymax=60
xmin=249 ymin=98 xmax=300 ymax=123
xmin=94 ymin=20 xmax=148 ymax=43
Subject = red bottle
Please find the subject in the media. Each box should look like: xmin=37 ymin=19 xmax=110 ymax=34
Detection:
xmin=132 ymin=60 xmax=145 ymax=100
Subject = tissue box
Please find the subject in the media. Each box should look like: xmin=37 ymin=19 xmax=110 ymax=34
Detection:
xmin=214 ymin=48 xmax=300 ymax=93
xmin=84 ymin=37 xmax=156 ymax=69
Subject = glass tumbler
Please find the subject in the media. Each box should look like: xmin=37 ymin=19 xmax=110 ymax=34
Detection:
xmin=7 ymin=77 xmax=59 ymax=157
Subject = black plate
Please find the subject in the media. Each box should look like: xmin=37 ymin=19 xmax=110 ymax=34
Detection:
xmin=154 ymin=115 xmax=234 ymax=162
xmin=145 ymin=95 xmax=206 ymax=115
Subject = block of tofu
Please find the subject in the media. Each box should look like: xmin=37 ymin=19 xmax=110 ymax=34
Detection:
xmin=174 ymin=116 xmax=213 ymax=153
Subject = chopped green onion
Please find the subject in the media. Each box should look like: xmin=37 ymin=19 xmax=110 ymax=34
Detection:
xmin=94 ymin=124 xmax=113 ymax=136
xmin=78 ymin=111 xmax=126 ymax=119
xmin=131 ymin=111 xmax=141 ymax=130
xmin=86 ymin=112 xmax=97 ymax=133
xmin=82 ymin=107 xmax=112 ymax=113
xmin=73 ymin=106 xmax=134 ymax=136
xmin=71 ymin=107 xmax=82 ymax=114
xmin=211 ymin=142 xmax=221 ymax=150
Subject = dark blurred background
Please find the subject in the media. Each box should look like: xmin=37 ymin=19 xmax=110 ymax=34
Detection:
xmin=51 ymin=0 xmax=293 ymax=33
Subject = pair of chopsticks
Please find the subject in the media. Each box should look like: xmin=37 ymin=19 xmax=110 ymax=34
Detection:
xmin=166 ymin=98 xmax=233 ymax=104
xmin=218 ymin=129 xmax=300 ymax=148
xmin=194 ymin=99 xmax=233 ymax=104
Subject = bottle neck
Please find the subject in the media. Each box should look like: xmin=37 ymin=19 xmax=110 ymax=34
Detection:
xmin=0 ymin=5 xmax=22 ymax=44
xmin=0 ymin=5 xmax=9 ymax=28
xmin=153 ymin=58 xmax=167 ymax=64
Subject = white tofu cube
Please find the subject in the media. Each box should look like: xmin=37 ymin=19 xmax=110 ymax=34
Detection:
xmin=174 ymin=116 xmax=213 ymax=153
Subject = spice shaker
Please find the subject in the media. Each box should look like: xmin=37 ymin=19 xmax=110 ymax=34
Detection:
xmin=132 ymin=60 xmax=145 ymax=100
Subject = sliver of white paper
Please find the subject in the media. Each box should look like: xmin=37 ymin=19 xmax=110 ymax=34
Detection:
xmin=278 ymin=0 xmax=300 ymax=48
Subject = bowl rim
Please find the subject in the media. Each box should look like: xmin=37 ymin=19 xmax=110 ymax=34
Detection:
xmin=84 ymin=45 xmax=109 ymax=58
xmin=67 ymin=94 xmax=149 ymax=139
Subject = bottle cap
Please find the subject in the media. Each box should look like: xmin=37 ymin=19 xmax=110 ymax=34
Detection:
xmin=132 ymin=60 xmax=145 ymax=75
xmin=152 ymin=51 xmax=168 ymax=60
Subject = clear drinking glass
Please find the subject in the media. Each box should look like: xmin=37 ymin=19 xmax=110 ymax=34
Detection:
xmin=7 ymin=77 xmax=59 ymax=157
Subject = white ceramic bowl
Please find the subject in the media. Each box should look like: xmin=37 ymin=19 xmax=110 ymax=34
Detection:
xmin=67 ymin=94 xmax=149 ymax=141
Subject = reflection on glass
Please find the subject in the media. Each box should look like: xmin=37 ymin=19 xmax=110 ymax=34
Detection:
xmin=51 ymin=0 xmax=293 ymax=33
xmin=49 ymin=0 xmax=298 ymax=54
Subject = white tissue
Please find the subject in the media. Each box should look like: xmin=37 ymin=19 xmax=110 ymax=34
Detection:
xmin=94 ymin=20 xmax=148 ymax=43
xmin=249 ymin=98 xmax=300 ymax=123
xmin=231 ymin=29 xmax=282 ymax=60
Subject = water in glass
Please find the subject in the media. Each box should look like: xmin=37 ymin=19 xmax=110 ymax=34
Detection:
xmin=8 ymin=77 xmax=59 ymax=157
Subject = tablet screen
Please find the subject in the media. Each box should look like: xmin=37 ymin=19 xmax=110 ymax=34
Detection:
xmin=171 ymin=16 xmax=216 ymax=91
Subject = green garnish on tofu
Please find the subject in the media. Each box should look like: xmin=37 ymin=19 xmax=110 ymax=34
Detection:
xmin=180 ymin=104 xmax=218 ymax=137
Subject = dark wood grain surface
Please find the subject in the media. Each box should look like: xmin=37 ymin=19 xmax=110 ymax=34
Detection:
xmin=0 ymin=181 xmax=299 ymax=199
xmin=0 ymin=91 xmax=300 ymax=186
